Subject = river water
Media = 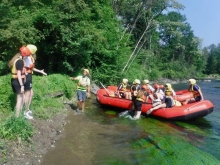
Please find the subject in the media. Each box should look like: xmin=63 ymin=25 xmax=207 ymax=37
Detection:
xmin=41 ymin=79 xmax=220 ymax=165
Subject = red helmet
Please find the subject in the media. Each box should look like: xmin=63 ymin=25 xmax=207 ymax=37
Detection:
xmin=159 ymin=84 xmax=164 ymax=88
xmin=19 ymin=46 xmax=31 ymax=56
xmin=154 ymin=84 xmax=160 ymax=89
xmin=141 ymin=85 xmax=148 ymax=90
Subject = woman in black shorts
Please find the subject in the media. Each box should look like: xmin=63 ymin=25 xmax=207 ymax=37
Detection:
xmin=8 ymin=46 xmax=31 ymax=117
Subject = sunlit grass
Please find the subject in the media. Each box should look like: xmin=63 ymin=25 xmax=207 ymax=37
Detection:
xmin=0 ymin=73 xmax=76 ymax=141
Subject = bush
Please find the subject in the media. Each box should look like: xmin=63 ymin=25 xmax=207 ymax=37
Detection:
xmin=0 ymin=115 xmax=33 ymax=141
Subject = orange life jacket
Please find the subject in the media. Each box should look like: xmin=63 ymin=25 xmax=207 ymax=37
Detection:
xmin=11 ymin=58 xmax=25 ymax=79
xmin=119 ymin=83 xmax=127 ymax=93
xmin=188 ymin=84 xmax=200 ymax=97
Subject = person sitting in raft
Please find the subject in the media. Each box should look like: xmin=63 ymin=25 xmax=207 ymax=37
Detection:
xmin=149 ymin=84 xmax=164 ymax=103
xmin=146 ymin=83 xmax=176 ymax=115
xmin=164 ymin=83 xmax=176 ymax=100
xmin=116 ymin=78 xmax=131 ymax=100
xmin=159 ymin=84 xmax=165 ymax=92
xmin=133 ymin=85 xmax=150 ymax=120
xmin=142 ymin=79 xmax=155 ymax=93
xmin=182 ymin=79 xmax=204 ymax=105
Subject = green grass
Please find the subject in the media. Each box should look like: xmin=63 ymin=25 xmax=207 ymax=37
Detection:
xmin=0 ymin=73 xmax=76 ymax=141
xmin=0 ymin=115 xmax=33 ymax=141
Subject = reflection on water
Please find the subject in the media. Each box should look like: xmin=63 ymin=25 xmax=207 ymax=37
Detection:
xmin=42 ymin=80 xmax=220 ymax=165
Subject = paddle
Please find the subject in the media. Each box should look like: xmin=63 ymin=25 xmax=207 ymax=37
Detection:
xmin=100 ymin=82 xmax=115 ymax=97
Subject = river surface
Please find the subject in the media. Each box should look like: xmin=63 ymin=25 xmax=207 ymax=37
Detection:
xmin=41 ymin=79 xmax=220 ymax=165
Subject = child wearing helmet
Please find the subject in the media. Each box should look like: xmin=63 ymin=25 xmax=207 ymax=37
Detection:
xmin=148 ymin=83 xmax=164 ymax=103
xmin=182 ymin=79 xmax=204 ymax=105
xmin=146 ymin=83 xmax=177 ymax=115
xmin=116 ymin=78 xmax=131 ymax=100
xmin=130 ymin=79 xmax=141 ymax=114
xmin=130 ymin=79 xmax=141 ymax=101
xmin=132 ymin=84 xmax=150 ymax=120
xmin=8 ymin=46 xmax=31 ymax=117
xmin=22 ymin=44 xmax=47 ymax=119
xmin=142 ymin=79 xmax=155 ymax=93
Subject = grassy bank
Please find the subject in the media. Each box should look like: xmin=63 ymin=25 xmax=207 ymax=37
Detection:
xmin=0 ymin=74 xmax=76 ymax=163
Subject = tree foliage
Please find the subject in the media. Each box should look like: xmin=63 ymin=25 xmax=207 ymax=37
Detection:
xmin=0 ymin=0 xmax=218 ymax=84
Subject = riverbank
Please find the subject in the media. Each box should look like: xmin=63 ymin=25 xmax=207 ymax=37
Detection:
xmin=0 ymin=74 xmax=77 ymax=165
xmin=0 ymin=101 xmax=69 ymax=165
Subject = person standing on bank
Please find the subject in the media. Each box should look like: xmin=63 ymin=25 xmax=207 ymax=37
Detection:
xmin=70 ymin=69 xmax=91 ymax=112
xmin=8 ymin=46 xmax=31 ymax=117
xmin=24 ymin=44 xmax=47 ymax=118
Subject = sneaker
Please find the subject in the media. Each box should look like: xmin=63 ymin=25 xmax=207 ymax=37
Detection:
xmin=27 ymin=110 xmax=33 ymax=115
xmin=24 ymin=113 xmax=33 ymax=120
xmin=125 ymin=115 xmax=133 ymax=120
xmin=118 ymin=110 xmax=129 ymax=117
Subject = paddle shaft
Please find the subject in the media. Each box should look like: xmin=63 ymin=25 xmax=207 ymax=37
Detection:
xmin=100 ymin=82 xmax=112 ymax=95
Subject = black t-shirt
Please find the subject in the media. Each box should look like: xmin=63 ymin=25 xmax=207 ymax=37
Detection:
xmin=15 ymin=59 xmax=23 ymax=71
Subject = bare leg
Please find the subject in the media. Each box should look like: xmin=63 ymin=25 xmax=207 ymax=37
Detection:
xmin=81 ymin=101 xmax=85 ymax=112
xmin=77 ymin=100 xmax=81 ymax=110
xmin=149 ymin=94 xmax=154 ymax=102
xmin=15 ymin=93 xmax=24 ymax=117
xmin=24 ymin=89 xmax=34 ymax=110
xmin=133 ymin=111 xmax=141 ymax=120
xmin=128 ymin=92 xmax=132 ymax=100
xmin=183 ymin=98 xmax=195 ymax=105
xmin=146 ymin=103 xmax=166 ymax=115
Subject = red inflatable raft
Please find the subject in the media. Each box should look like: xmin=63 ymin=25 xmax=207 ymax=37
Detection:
xmin=96 ymin=86 xmax=214 ymax=120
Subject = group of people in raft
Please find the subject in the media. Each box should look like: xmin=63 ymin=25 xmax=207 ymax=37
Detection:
xmin=115 ymin=78 xmax=204 ymax=120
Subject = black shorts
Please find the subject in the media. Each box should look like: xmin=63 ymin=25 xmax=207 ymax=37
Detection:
xmin=11 ymin=78 xmax=25 ymax=94
xmin=24 ymin=73 xmax=33 ymax=91
xmin=134 ymin=100 xmax=142 ymax=111
xmin=165 ymin=98 xmax=173 ymax=108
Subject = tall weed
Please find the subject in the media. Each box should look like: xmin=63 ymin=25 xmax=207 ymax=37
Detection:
xmin=0 ymin=115 xmax=33 ymax=141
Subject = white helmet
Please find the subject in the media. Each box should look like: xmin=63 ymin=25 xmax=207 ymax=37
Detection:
xmin=122 ymin=78 xmax=128 ymax=84
xmin=27 ymin=44 xmax=37 ymax=54
xmin=189 ymin=79 xmax=196 ymax=85
xmin=134 ymin=79 xmax=140 ymax=84
xmin=143 ymin=79 xmax=149 ymax=84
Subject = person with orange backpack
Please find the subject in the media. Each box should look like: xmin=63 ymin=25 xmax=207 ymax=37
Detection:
xmin=8 ymin=46 xmax=31 ymax=117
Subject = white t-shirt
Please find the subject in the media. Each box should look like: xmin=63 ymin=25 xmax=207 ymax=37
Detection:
xmin=76 ymin=76 xmax=90 ymax=87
